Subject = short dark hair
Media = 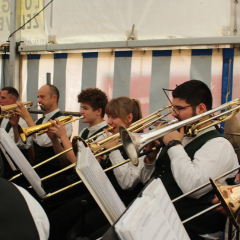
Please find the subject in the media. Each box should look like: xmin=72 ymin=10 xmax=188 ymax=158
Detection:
xmin=78 ymin=88 xmax=108 ymax=118
xmin=47 ymin=84 xmax=59 ymax=103
xmin=172 ymin=80 xmax=212 ymax=110
xmin=1 ymin=87 xmax=19 ymax=100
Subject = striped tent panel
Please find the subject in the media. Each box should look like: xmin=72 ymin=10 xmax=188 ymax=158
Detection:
xmin=0 ymin=48 xmax=238 ymax=135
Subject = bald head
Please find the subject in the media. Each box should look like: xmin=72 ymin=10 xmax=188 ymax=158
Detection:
xmin=37 ymin=85 xmax=59 ymax=113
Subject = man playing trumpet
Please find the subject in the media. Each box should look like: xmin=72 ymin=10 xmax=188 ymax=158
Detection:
xmin=0 ymin=87 xmax=30 ymax=178
xmin=11 ymin=84 xmax=72 ymax=177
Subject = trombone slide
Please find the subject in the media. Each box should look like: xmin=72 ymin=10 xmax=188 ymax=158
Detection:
xmin=120 ymin=98 xmax=240 ymax=166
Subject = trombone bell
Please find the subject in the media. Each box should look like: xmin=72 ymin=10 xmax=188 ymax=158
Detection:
xmin=210 ymin=178 xmax=240 ymax=229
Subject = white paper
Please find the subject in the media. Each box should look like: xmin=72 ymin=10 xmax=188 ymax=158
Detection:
xmin=0 ymin=129 xmax=46 ymax=197
xmin=115 ymin=178 xmax=190 ymax=240
xmin=76 ymin=144 xmax=126 ymax=225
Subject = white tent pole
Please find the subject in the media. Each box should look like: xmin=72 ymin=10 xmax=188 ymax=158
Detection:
xmin=9 ymin=0 xmax=21 ymax=90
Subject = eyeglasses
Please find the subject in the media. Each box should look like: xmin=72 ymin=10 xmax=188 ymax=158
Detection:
xmin=173 ymin=103 xmax=199 ymax=115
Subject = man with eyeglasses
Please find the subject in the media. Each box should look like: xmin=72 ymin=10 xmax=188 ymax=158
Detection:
xmin=119 ymin=80 xmax=238 ymax=240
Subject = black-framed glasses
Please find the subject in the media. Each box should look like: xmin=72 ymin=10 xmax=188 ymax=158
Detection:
xmin=173 ymin=103 xmax=199 ymax=115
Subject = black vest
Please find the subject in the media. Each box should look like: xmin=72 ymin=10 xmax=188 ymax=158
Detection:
xmin=33 ymin=111 xmax=63 ymax=176
xmin=154 ymin=130 xmax=226 ymax=234
xmin=0 ymin=179 xmax=40 ymax=240
xmin=80 ymin=125 xmax=108 ymax=141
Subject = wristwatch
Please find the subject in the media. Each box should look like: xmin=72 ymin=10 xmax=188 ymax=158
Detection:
xmin=167 ymin=140 xmax=182 ymax=149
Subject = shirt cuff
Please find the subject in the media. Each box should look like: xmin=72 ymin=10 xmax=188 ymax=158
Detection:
xmin=144 ymin=157 xmax=157 ymax=170
xmin=167 ymin=144 xmax=186 ymax=163
xmin=109 ymin=150 xmax=123 ymax=163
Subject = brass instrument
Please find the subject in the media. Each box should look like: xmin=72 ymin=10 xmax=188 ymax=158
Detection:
xmin=120 ymin=98 xmax=240 ymax=166
xmin=88 ymin=105 xmax=174 ymax=155
xmin=210 ymin=178 xmax=240 ymax=229
xmin=30 ymin=106 xmax=175 ymax=184
xmin=9 ymin=125 xmax=113 ymax=182
xmin=18 ymin=115 xmax=83 ymax=143
xmin=0 ymin=101 xmax=36 ymax=118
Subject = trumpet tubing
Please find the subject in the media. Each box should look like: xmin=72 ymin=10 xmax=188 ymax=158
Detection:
xmin=18 ymin=115 xmax=74 ymax=143
xmin=0 ymin=101 xmax=33 ymax=118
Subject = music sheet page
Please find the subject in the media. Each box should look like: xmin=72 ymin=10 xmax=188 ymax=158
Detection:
xmin=115 ymin=178 xmax=190 ymax=240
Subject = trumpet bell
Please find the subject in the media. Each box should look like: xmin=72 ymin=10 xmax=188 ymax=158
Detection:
xmin=210 ymin=178 xmax=240 ymax=229
xmin=119 ymin=125 xmax=148 ymax=166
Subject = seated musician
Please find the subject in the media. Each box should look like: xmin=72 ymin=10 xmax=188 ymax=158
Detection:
xmin=118 ymin=80 xmax=238 ymax=240
xmin=0 ymin=177 xmax=49 ymax=239
xmin=0 ymin=87 xmax=31 ymax=178
xmin=48 ymin=96 xmax=145 ymax=240
xmin=11 ymin=84 xmax=72 ymax=177
xmin=47 ymin=87 xmax=109 ymax=164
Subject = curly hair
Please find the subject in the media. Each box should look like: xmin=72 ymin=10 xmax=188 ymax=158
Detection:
xmin=78 ymin=88 xmax=108 ymax=118
xmin=105 ymin=96 xmax=142 ymax=124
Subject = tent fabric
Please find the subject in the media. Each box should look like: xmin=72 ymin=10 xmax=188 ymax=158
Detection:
xmin=1 ymin=48 xmax=239 ymax=136
xmin=0 ymin=0 xmax=238 ymax=46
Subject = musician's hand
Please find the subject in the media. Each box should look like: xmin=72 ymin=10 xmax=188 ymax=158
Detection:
xmin=103 ymin=129 xmax=118 ymax=150
xmin=48 ymin=119 xmax=67 ymax=139
xmin=162 ymin=127 xmax=184 ymax=146
xmin=95 ymin=149 xmax=105 ymax=163
xmin=212 ymin=196 xmax=226 ymax=215
xmin=8 ymin=115 xmax=20 ymax=127
xmin=47 ymin=129 xmax=56 ymax=140
xmin=14 ymin=101 xmax=31 ymax=120
xmin=144 ymin=139 xmax=160 ymax=164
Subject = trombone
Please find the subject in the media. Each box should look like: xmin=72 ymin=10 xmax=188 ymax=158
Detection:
xmin=17 ymin=106 xmax=174 ymax=195
xmin=120 ymin=98 xmax=240 ymax=166
xmin=30 ymin=105 xmax=175 ymax=183
xmin=0 ymin=101 xmax=37 ymax=118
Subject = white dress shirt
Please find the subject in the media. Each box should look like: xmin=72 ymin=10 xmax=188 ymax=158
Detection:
xmin=0 ymin=117 xmax=31 ymax=148
xmin=15 ymin=184 xmax=50 ymax=240
xmin=109 ymin=149 xmax=146 ymax=190
xmin=139 ymin=126 xmax=239 ymax=198
xmin=79 ymin=120 xmax=108 ymax=139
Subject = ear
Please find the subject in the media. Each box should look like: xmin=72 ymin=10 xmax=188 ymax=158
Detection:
xmin=126 ymin=113 xmax=133 ymax=124
xmin=52 ymin=94 xmax=57 ymax=103
xmin=196 ymin=103 xmax=207 ymax=114
xmin=95 ymin=108 xmax=102 ymax=116
xmin=11 ymin=97 xmax=17 ymax=104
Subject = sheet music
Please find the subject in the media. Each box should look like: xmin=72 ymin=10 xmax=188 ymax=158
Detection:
xmin=115 ymin=178 xmax=190 ymax=240
xmin=0 ymin=129 xmax=46 ymax=197
xmin=76 ymin=143 xmax=126 ymax=225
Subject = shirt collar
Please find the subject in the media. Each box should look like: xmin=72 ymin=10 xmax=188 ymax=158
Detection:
xmin=88 ymin=121 xmax=108 ymax=136
xmin=44 ymin=108 xmax=60 ymax=120
xmin=182 ymin=126 xmax=216 ymax=146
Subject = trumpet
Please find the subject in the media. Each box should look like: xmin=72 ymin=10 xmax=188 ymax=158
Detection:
xmin=0 ymin=101 xmax=37 ymax=118
xmin=120 ymin=98 xmax=240 ymax=166
xmin=30 ymin=106 xmax=174 ymax=183
xmin=18 ymin=115 xmax=83 ymax=143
